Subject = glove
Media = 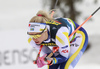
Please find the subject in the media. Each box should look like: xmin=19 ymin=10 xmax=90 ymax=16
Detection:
xmin=36 ymin=54 xmax=53 ymax=68
xmin=37 ymin=54 xmax=47 ymax=68
xmin=44 ymin=57 xmax=53 ymax=65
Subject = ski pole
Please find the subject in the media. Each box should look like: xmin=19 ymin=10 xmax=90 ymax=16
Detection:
xmin=69 ymin=7 xmax=100 ymax=38
xmin=54 ymin=0 xmax=58 ymax=9
xmin=48 ymin=6 xmax=100 ymax=58
xmin=50 ymin=0 xmax=58 ymax=18
xmin=47 ymin=47 xmax=59 ymax=58
xmin=33 ymin=45 xmax=43 ymax=64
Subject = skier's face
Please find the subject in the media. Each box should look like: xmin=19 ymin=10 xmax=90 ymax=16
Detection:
xmin=28 ymin=31 xmax=48 ymax=44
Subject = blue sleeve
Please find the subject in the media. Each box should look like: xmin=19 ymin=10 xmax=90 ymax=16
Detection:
xmin=53 ymin=54 xmax=68 ymax=64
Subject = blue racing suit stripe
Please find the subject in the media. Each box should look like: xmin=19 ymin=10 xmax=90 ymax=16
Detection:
xmin=53 ymin=55 xmax=68 ymax=64
xmin=74 ymin=22 xmax=88 ymax=53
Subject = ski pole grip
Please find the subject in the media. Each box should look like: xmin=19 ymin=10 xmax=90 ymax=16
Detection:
xmin=47 ymin=52 xmax=53 ymax=58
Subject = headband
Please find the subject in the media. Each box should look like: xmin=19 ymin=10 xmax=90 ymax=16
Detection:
xmin=28 ymin=22 xmax=46 ymax=32
xmin=38 ymin=14 xmax=43 ymax=16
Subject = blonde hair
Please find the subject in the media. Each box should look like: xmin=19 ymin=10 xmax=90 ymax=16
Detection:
xmin=29 ymin=10 xmax=54 ymax=23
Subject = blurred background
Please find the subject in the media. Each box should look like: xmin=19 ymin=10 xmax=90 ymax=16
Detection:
xmin=0 ymin=0 xmax=100 ymax=69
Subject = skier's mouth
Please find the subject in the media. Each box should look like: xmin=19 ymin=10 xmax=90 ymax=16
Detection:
xmin=35 ymin=41 xmax=40 ymax=44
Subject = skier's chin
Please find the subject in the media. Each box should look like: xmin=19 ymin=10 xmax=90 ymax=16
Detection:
xmin=36 ymin=43 xmax=41 ymax=45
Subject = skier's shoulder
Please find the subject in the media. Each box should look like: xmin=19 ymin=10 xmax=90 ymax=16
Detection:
xmin=62 ymin=18 xmax=75 ymax=25
xmin=54 ymin=17 xmax=69 ymax=19
xmin=63 ymin=18 xmax=74 ymax=22
xmin=55 ymin=17 xmax=73 ymax=22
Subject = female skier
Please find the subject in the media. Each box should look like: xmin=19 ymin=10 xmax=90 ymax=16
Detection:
xmin=27 ymin=10 xmax=88 ymax=69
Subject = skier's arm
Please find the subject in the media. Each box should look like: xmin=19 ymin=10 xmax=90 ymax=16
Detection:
xmin=27 ymin=36 xmax=52 ymax=54
xmin=53 ymin=27 xmax=70 ymax=64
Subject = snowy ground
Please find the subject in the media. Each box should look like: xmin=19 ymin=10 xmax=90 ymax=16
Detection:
xmin=0 ymin=0 xmax=100 ymax=69
xmin=75 ymin=35 xmax=100 ymax=69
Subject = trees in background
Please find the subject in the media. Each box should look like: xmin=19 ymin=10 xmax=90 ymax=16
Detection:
xmin=43 ymin=0 xmax=98 ymax=22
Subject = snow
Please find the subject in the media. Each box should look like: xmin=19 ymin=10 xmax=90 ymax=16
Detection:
xmin=0 ymin=0 xmax=100 ymax=69
xmin=75 ymin=0 xmax=100 ymax=35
